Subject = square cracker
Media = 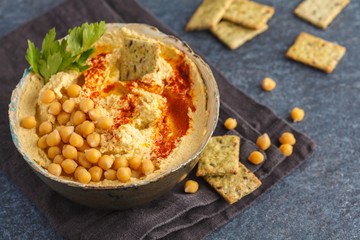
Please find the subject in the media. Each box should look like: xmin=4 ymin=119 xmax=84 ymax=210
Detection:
xmin=294 ymin=0 xmax=350 ymax=29
xmin=204 ymin=162 xmax=262 ymax=204
xmin=210 ymin=21 xmax=268 ymax=50
xmin=185 ymin=0 xmax=234 ymax=32
xmin=120 ymin=37 xmax=160 ymax=81
xmin=286 ymin=32 xmax=346 ymax=73
xmin=223 ymin=0 xmax=275 ymax=29
xmin=196 ymin=135 xmax=240 ymax=177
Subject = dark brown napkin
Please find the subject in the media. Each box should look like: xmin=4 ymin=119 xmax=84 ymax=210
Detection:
xmin=0 ymin=0 xmax=316 ymax=239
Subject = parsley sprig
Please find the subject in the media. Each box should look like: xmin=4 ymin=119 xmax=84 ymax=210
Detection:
xmin=25 ymin=21 xmax=106 ymax=84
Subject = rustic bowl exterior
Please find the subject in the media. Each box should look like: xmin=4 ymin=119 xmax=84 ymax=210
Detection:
xmin=9 ymin=23 xmax=219 ymax=210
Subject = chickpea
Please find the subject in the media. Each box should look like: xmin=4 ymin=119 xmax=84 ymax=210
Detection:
xmin=38 ymin=121 xmax=52 ymax=136
xmin=48 ymin=102 xmax=62 ymax=115
xmin=88 ymin=108 xmax=102 ymax=121
xmin=47 ymin=163 xmax=62 ymax=177
xmin=86 ymin=133 xmax=100 ymax=148
xmin=184 ymin=180 xmax=199 ymax=193
xmin=81 ymin=121 xmax=95 ymax=137
xmin=279 ymin=132 xmax=296 ymax=146
xmin=117 ymin=167 xmax=131 ymax=182
xmin=72 ymin=111 xmax=86 ymax=125
xmin=53 ymin=155 xmax=65 ymax=164
xmin=48 ymin=146 xmax=61 ymax=159
xmin=21 ymin=116 xmax=37 ymax=129
xmin=66 ymin=84 xmax=81 ymax=97
xmin=62 ymin=144 xmax=77 ymax=160
xmin=104 ymin=169 xmax=117 ymax=180
xmin=62 ymin=99 xmax=76 ymax=113
xmin=88 ymin=166 xmax=103 ymax=182
xmin=256 ymin=133 xmax=271 ymax=151
xmin=97 ymin=116 xmax=113 ymax=130
xmin=85 ymin=148 xmax=101 ymax=164
xmin=128 ymin=156 xmax=141 ymax=170
xmin=224 ymin=118 xmax=237 ymax=130
xmin=74 ymin=166 xmax=86 ymax=180
xmin=77 ymin=169 xmax=91 ymax=184
xmin=291 ymin=107 xmax=305 ymax=123
xmin=77 ymin=140 xmax=90 ymax=152
xmin=79 ymin=99 xmax=94 ymax=113
xmin=78 ymin=153 xmax=92 ymax=168
xmin=280 ymin=144 xmax=293 ymax=157
xmin=61 ymin=159 xmax=78 ymax=174
xmin=39 ymin=89 xmax=55 ymax=104
xmin=69 ymin=132 xmax=84 ymax=148
xmin=131 ymin=170 xmax=142 ymax=179
xmin=262 ymin=77 xmax=276 ymax=91
xmin=98 ymin=155 xmax=114 ymax=170
xmin=57 ymin=112 xmax=71 ymax=125
xmin=75 ymin=124 xmax=83 ymax=135
xmin=46 ymin=129 xmax=61 ymax=146
xmin=113 ymin=156 xmax=128 ymax=170
xmin=37 ymin=135 xmax=48 ymax=149
xmin=59 ymin=126 xmax=74 ymax=143
xmin=141 ymin=159 xmax=154 ymax=176
xmin=248 ymin=151 xmax=264 ymax=165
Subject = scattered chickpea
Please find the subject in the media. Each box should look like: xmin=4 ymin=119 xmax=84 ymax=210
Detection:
xmin=62 ymin=99 xmax=76 ymax=113
xmin=131 ymin=170 xmax=142 ymax=179
xmin=62 ymin=144 xmax=78 ymax=160
xmin=98 ymin=155 xmax=114 ymax=170
xmin=59 ymin=126 xmax=74 ymax=143
xmin=61 ymin=159 xmax=78 ymax=174
xmin=248 ymin=151 xmax=264 ymax=165
xmin=86 ymin=133 xmax=100 ymax=148
xmin=77 ymin=169 xmax=91 ymax=184
xmin=79 ymin=99 xmax=94 ymax=113
xmin=37 ymin=135 xmax=48 ymax=149
xmin=291 ymin=107 xmax=305 ymax=123
xmin=48 ymin=102 xmax=62 ymax=115
xmin=78 ymin=153 xmax=92 ymax=168
xmin=57 ymin=112 xmax=71 ymax=125
xmin=85 ymin=148 xmax=101 ymax=164
xmin=279 ymin=132 xmax=296 ymax=146
xmin=46 ymin=129 xmax=61 ymax=146
xmin=262 ymin=77 xmax=276 ymax=91
xmin=113 ymin=156 xmax=128 ymax=170
xmin=256 ymin=133 xmax=271 ymax=151
xmin=88 ymin=108 xmax=102 ymax=121
xmin=53 ymin=155 xmax=65 ymax=164
xmin=48 ymin=146 xmax=62 ymax=159
xmin=74 ymin=166 xmax=86 ymax=180
xmin=39 ymin=89 xmax=55 ymax=104
xmin=117 ymin=167 xmax=131 ymax=182
xmin=184 ymin=180 xmax=199 ymax=193
xmin=97 ymin=116 xmax=113 ymax=130
xmin=104 ymin=169 xmax=117 ymax=180
xmin=72 ymin=110 xmax=86 ymax=125
xmin=75 ymin=124 xmax=83 ymax=135
xmin=38 ymin=121 xmax=52 ymax=136
xmin=66 ymin=84 xmax=82 ymax=97
xmin=224 ymin=118 xmax=237 ymax=130
xmin=21 ymin=116 xmax=37 ymax=129
xmin=88 ymin=166 xmax=103 ymax=182
xmin=69 ymin=132 xmax=84 ymax=148
xmin=279 ymin=144 xmax=293 ymax=156
xmin=47 ymin=163 xmax=62 ymax=177
xmin=128 ymin=156 xmax=141 ymax=170
xmin=141 ymin=159 xmax=155 ymax=176
xmin=81 ymin=121 xmax=95 ymax=137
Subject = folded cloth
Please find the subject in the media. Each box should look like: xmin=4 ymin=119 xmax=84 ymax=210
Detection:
xmin=0 ymin=0 xmax=316 ymax=239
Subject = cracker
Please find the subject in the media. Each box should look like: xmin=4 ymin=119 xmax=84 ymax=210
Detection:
xmin=204 ymin=162 xmax=261 ymax=204
xmin=223 ymin=0 xmax=275 ymax=29
xmin=294 ymin=0 xmax=350 ymax=29
xmin=120 ymin=37 xmax=160 ymax=81
xmin=286 ymin=32 xmax=346 ymax=73
xmin=196 ymin=135 xmax=240 ymax=177
xmin=185 ymin=0 xmax=234 ymax=32
xmin=210 ymin=21 xmax=268 ymax=50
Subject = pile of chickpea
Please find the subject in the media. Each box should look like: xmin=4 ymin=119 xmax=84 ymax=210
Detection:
xmin=21 ymin=83 xmax=155 ymax=184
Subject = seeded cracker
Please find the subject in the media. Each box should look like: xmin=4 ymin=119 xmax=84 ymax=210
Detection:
xmin=204 ymin=162 xmax=262 ymax=204
xmin=185 ymin=0 xmax=234 ymax=32
xmin=294 ymin=0 xmax=350 ymax=29
xmin=210 ymin=21 xmax=268 ymax=50
xmin=223 ymin=0 xmax=275 ymax=29
xmin=120 ymin=37 xmax=160 ymax=81
xmin=286 ymin=32 xmax=346 ymax=73
xmin=196 ymin=136 xmax=240 ymax=177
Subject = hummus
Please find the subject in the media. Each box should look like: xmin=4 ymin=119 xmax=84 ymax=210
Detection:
xmin=16 ymin=25 xmax=208 ymax=185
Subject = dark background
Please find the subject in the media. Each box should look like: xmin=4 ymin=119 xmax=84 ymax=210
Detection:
xmin=1 ymin=0 xmax=359 ymax=239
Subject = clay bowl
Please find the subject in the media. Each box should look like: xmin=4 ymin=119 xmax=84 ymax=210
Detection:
xmin=9 ymin=23 xmax=219 ymax=210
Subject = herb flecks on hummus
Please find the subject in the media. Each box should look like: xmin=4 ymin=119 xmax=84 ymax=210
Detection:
xmin=17 ymin=25 xmax=208 ymax=186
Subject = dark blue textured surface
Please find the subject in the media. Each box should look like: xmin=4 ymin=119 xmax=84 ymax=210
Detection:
xmin=1 ymin=0 xmax=359 ymax=239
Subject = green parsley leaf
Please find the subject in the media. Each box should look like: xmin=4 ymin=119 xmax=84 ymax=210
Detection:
xmin=25 ymin=40 xmax=40 ymax=74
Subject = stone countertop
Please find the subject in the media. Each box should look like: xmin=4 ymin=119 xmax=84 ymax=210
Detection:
xmin=1 ymin=0 xmax=359 ymax=239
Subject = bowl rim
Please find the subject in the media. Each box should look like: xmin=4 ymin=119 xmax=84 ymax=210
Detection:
xmin=9 ymin=23 xmax=220 ymax=189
